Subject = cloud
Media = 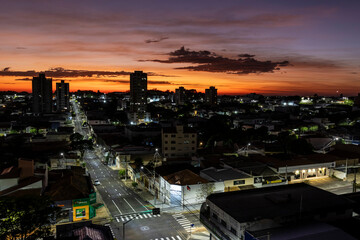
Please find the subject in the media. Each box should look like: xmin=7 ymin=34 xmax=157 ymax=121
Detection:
xmin=144 ymin=47 xmax=289 ymax=74
xmin=145 ymin=36 xmax=169 ymax=44
xmin=0 ymin=67 xmax=175 ymax=78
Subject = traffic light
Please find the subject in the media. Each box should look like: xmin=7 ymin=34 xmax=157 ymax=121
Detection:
xmin=152 ymin=208 xmax=160 ymax=215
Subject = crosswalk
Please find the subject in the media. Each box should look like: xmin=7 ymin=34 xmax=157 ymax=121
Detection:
xmin=150 ymin=236 xmax=183 ymax=240
xmin=172 ymin=213 xmax=192 ymax=233
xmin=115 ymin=213 xmax=160 ymax=222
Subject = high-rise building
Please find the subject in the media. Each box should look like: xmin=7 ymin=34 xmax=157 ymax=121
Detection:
xmin=56 ymin=80 xmax=70 ymax=112
xmin=175 ymin=86 xmax=186 ymax=105
xmin=130 ymin=71 xmax=147 ymax=112
xmin=32 ymin=73 xmax=53 ymax=114
xmin=205 ymin=86 xmax=217 ymax=105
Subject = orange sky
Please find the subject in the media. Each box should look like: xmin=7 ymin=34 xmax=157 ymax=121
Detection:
xmin=0 ymin=0 xmax=359 ymax=96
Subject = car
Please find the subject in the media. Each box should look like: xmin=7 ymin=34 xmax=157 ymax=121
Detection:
xmin=94 ymin=180 xmax=100 ymax=186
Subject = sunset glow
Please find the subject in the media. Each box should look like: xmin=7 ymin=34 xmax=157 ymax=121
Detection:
xmin=0 ymin=0 xmax=359 ymax=95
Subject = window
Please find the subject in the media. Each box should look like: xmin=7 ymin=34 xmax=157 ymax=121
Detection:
xmin=165 ymin=141 xmax=168 ymax=144
xmin=184 ymin=140 xmax=189 ymax=144
xmin=221 ymin=219 xmax=227 ymax=228
xmin=212 ymin=212 xmax=218 ymax=220
xmin=192 ymin=147 xmax=195 ymax=150
xmin=192 ymin=141 xmax=195 ymax=144
xmin=165 ymin=134 xmax=168 ymax=137
xmin=171 ymin=147 xmax=176 ymax=150
xmin=192 ymin=134 xmax=195 ymax=137
xmin=171 ymin=134 xmax=176 ymax=138
xmin=234 ymin=180 xmax=245 ymax=185
xmin=165 ymin=147 xmax=168 ymax=150
xmin=184 ymin=134 xmax=189 ymax=138
xmin=230 ymin=227 xmax=237 ymax=236
xmin=171 ymin=141 xmax=176 ymax=144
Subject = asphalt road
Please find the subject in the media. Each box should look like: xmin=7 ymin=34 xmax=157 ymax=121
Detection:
xmin=72 ymin=99 xmax=192 ymax=240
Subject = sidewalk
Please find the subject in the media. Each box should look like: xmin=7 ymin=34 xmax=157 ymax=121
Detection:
xmin=91 ymin=186 xmax=112 ymax=225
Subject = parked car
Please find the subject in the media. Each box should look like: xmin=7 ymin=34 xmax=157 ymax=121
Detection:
xmin=94 ymin=179 xmax=100 ymax=186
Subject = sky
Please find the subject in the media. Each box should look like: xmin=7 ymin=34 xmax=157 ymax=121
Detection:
xmin=0 ymin=0 xmax=359 ymax=96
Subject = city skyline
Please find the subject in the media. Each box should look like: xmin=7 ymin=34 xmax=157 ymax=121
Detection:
xmin=0 ymin=0 xmax=359 ymax=96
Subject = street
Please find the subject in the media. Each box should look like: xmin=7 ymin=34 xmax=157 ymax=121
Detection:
xmin=72 ymin=99 xmax=194 ymax=240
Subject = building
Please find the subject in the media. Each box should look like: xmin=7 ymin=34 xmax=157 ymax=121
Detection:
xmin=56 ymin=80 xmax=70 ymax=112
xmin=56 ymin=221 xmax=114 ymax=240
xmin=162 ymin=125 xmax=197 ymax=158
xmin=130 ymin=71 xmax=147 ymax=112
xmin=32 ymin=73 xmax=53 ymax=113
xmin=175 ymin=86 xmax=186 ymax=105
xmin=205 ymin=86 xmax=217 ymax=105
xmin=200 ymin=183 xmax=356 ymax=240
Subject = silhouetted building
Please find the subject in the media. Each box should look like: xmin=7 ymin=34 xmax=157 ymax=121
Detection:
xmin=56 ymin=80 xmax=70 ymax=112
xmin=205 ymin=86 xmax=217 ymax=105
xmin=175 ymin=86 xmax=186 ymax=105
xmin=130 ymin=71 xmax=147 ymax=112
xmin=32 ymin=73 xmax=53 ymax=114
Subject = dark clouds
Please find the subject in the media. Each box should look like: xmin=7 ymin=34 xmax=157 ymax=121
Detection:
xmin=145 ymin=47 xmax=289 ymax=74
xmin=145 ymin=37 xmax=169 ymax=43
xmin=0 ymin=67 xmax=175 ymax=78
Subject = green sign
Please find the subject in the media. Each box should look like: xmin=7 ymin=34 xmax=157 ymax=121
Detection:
xmin=89 ymin=192 xmax=96 ymax=204
xmin=73 ymin=198 xmax=89 ymax=207
xmin=89 ymin=205 xmax=96 ymax=219
xmin=76 ymin=208 xmax=86 ymax=218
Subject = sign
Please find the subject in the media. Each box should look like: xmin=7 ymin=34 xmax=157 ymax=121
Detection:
xmin=89 ymin=192 xmax=96 ymax=204
xmin=187 ymin=186 xmax=191 ymax=191
xmin=89 ymin=205 xmax=96 ymax=219
xmin=75 ymin=208 xmax=86 ymax=218
xmin=73 ymin=198 xmax=89 ymax=207
xmin=152 ymin=208 xmax=160 ymax=215
xmin=254 ymin=177 xmax=262 ymax=184
xmin=233 ymin=180 xmax=245 ymax=185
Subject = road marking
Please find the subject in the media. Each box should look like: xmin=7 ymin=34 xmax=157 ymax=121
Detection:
xmin=177 ymin=236 xmax=182 ymax=240
xmin=116 ymin=217 xmax=120 ymax=222
xmin=115 ymin=189 xmax=117 ymax=191
xmin=112 ymin=200 xmax=122 ymax=214
xmin=123 ymin=198 xmax=136 ymax=212
xmin=139 ymin=215 xmax=143 ymax=219
xmin=108 ymin=194 xmax=110 ymax=197
xmin=135 ymin=197 xmax=149 ymax=210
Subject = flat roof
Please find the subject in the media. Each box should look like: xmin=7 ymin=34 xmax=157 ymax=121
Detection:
xmin=201 ymin=167 xmax=251 ymax=181
xmin=207 ymin=183 xmax=354 ymax=223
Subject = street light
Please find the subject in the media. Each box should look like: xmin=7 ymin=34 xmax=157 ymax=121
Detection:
xmin=122 ymin=214 xmax=138 ymax=240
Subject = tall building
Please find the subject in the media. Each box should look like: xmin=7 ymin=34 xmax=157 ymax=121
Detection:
xmin=205 ymin=86 xmax=217 ymax=105
xmin=175 ymin=86 xmax=186 ymax=105
xmin=32 ymin=73 xmax=53 ymax=114
xmin=130 ymin=71 xmax=147 ymax=112
xmin=56 ymin=80 xmax=70 ymax=112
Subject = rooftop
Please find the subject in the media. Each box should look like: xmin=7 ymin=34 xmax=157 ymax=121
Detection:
xmin=207 ymin=183 xmax=354 ymax=223
xmin=201 ymin=167 xmax=251 ymax=181
xmin=164 ymin=169 xmax=208 ymax=185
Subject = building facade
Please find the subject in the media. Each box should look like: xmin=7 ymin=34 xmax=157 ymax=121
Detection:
xmin=32 ymin=73 xmax=53 ymax=114
xmin=205 ymin=86 xmax=217 ymax=105
xmin=161 ymin=125 xmax=197 ymax=158
xmin=175 ymin=86 xmax=186 ymax=105
xmin=56 ymin=80 xmax=70 ymax=112
xmin=130 ymin=71 xmax=147 ymax=112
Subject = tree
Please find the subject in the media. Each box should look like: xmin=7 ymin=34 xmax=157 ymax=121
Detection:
xmin=196 ymin=183 xmax=215 ymax=202
xmin=118 ymin=169 xmax=126 ymax=179
xmin=70 ymin=133 xmax=93 ymax=160
xmin=132 ymin=182 xmax=138 ymax=188
xmin=0 ymin=195 xmax=60 ymax=240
